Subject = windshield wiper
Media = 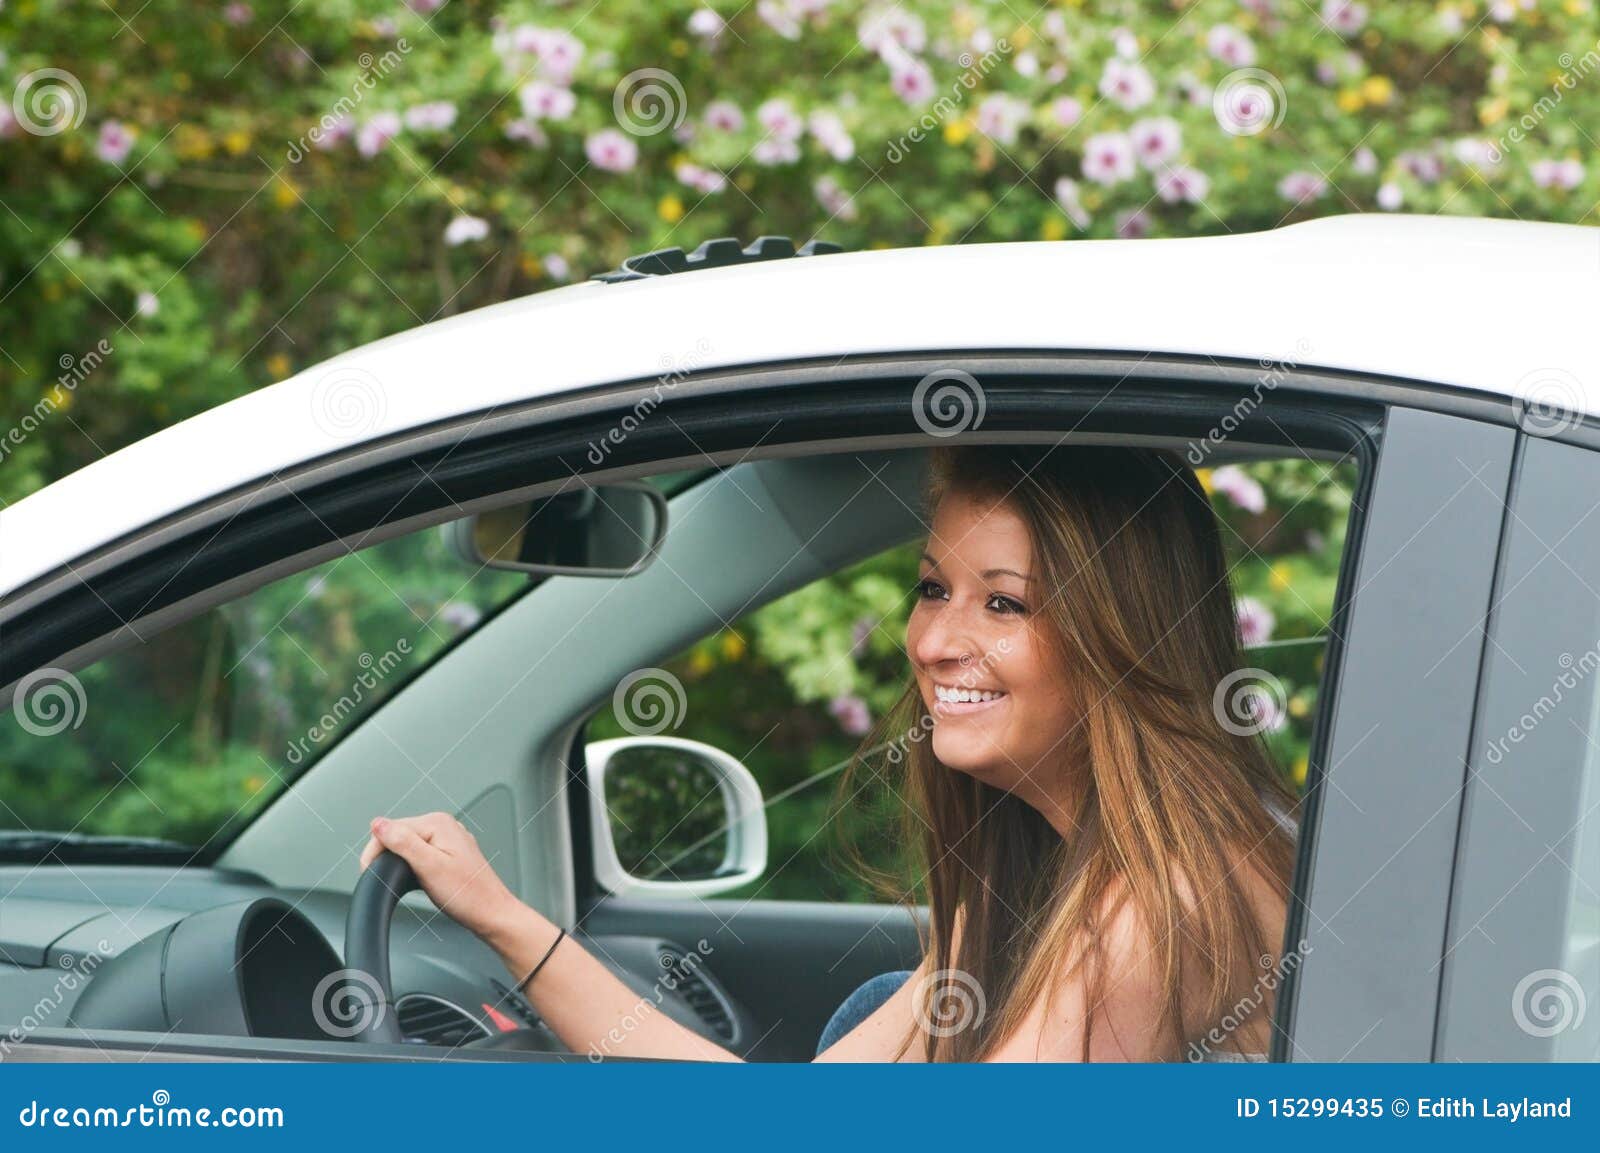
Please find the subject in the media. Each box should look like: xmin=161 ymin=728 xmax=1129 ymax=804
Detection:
xmin=0 ymin=830 xmax=194 ymax=863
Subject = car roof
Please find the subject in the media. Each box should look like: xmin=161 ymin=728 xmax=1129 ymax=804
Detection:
xmin=2 ymin=213 xmax=1594 ymax=598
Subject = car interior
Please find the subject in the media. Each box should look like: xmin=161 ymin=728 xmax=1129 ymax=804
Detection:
xmin=0 ymin=430 xmax=1360 ymax=1062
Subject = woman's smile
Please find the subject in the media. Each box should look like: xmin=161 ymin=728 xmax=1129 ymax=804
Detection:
xmin=931 ymin=682 xmax=1010 ymax=716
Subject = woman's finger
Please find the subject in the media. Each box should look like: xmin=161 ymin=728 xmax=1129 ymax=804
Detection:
xmin=371 ymin=816 xmax=444 ymax=867
xmin=358 ymin=832 xmax=384 ymax=872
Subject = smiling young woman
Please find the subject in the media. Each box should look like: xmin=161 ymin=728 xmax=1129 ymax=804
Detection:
xmin=363 ymin=444 xmax=1299 ymax=1063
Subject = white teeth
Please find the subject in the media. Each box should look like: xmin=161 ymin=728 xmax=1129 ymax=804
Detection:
xmin=935 ymin=685 xmax=1007 ymax=704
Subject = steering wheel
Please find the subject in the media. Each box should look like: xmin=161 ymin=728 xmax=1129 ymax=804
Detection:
xmin=342 ymin=850 xmax=420 ymax=1044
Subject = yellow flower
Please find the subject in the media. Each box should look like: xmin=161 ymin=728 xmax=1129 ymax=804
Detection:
xmin=688 ymin=649 xmax=715 ymax=676
xmin=175 ymin=124 xmax=215 ymax=161
xmin=657 ymin=194 xmax=685 ymax=223
xmin=223 ymin=128 xmax=252 ymax=155
xmin=273 ymin=178 xmax=300 ymax=209
xmin=670 ymin=38 xmax=689 ymax=57
xmin=1289 ymin=696 xmax=1311 ymax=719
xmin=1336 ymin=88 xmax=1364 ymax=113
xmin=943 ymin=117 xmax=972 ymax=146
xmin=1479 ymin=96 xmax=1509 ymax=126
xmin=244 ymin=775 xmax=265 ymax=796
xmin=1269 ymin=562 xmax=1293 ymax=591
xmin=1011 ymin=25 xmax=1034 ymax=49
xmin=1195 ymin=468 xmax=1214 ymax=493
xmin=720 ymin=632 xmax=747 ymax=661
xmin=47 ymin=385 xmax=73 ymax=412
xmin=520 ymin=254 xmax=543 ymax=278
xmin=265 ymin=353 xmax=292 ymax=379
xmin=1564 ymin=0 xmax=1588 ymax=15
xmin=1040 ymin=216 xmax=1067 ymax=241
xmin=1291 ymin=755 xmax=1309 ymax=788
xmin=1360 ymin=75 xmax=1394 ymax=106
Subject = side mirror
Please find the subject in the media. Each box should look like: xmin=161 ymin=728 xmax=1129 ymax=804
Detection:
xmin=446 ymin=483 xmax=667 ymax=578
xmin=585 ymin=737 xmax=767 ymax=899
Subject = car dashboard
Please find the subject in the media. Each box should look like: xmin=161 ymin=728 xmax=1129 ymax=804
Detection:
xmin=0 ymin=865 xmax=752 ymax=1061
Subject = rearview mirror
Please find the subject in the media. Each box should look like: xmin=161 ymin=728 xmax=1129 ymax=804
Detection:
xmin=446 ymin=483 xmax=667 ymax=577
xmin=586 ymin=737 xmax=767 ymax=899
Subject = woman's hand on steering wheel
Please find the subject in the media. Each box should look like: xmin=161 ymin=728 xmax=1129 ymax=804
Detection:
xmin=361 ymin=814 xmax=526 ymax=949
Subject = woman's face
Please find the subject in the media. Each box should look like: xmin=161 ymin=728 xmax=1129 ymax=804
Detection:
xmin=907 ymin=491 xmax=1078 ymax=798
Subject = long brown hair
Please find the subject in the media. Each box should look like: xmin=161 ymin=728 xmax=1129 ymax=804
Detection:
xmin=846 ymin=444 xmax=1299 ymax=1061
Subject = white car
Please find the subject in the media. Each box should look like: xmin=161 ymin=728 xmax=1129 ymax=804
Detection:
xmin=0 ymin=215 xmax=1595 ymax=1061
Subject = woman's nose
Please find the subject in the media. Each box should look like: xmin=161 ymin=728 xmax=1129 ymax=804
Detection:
xmin=912 ymin=605 xmax=974 ymax=670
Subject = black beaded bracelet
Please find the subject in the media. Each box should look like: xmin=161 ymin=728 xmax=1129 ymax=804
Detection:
xmin=517 ymin=927 xmax=567 ymax=993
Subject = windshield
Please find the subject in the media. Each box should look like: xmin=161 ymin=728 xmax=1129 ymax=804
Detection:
xmin=0 ymin=523 xmax=528 ymax=857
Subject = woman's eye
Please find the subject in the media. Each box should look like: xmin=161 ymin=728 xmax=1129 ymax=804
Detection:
xmin=987 ymin=594 xmax=1028 ymax=615
xmin=916 ymin=577 xmax=947 ymax=601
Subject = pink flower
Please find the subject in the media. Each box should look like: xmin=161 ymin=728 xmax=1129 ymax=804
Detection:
xmin=758 ymin=0 xmax=802 ymax=40
xmin=543 ymin=253 xmax=572 ymax=281
xmin=757 ymin=98 xmax=804 ymax=141
xmin=1206 ymin=25 xmax=1257 ymax=68
xmin=1053 ymin=177 xmax=1090 ymax=230
xmin=675 ymin=161 xmax=727 ymax=194
xmin=1155 ymin=164 xmax=1210 ymax=204
xmin=504 ymin=118 xmax=550 ymax=147
xmin=585 ymin=129 xmax=638 ymax=173
xmin=1051 ymin=96 xmax=1083 ymax=128
xmin=1531 ymin=157 xmax=1584 ymax=190
xmin=687 ymin=8 xmax=725 ymax=39
xmin=312 ymin=112 xmax=353 ymax=150
xmin=1277 ymin=170 xmax=1327 ymax=203
xmin=95 ymin=120 xmax=135 ymax=166
xmin=890 ymin=59 xmax=935 ymax=104
xmin=975 ymin=94 xmax=1029 ymax=147
xmin=1398 ymin=149 xmax=1444 ymax=184
xmin=703 ymin=100 xmax=745 ymax=132
xmin=753 ymin=137 xmax=801 ymax=165
xmin=1081 ymin=132 xmax=1136 ymax=186
xmin=0 ymin=105 xmax=18 ymax=139
xmin=1235 ymin=596 xmax=1276 ymax=647
xmin=533 ymin=29 xmax=584 ymax=81
xmin=1099 ymin=57 xmax=1154 ymax=110
xmin=1320 ymin=0 xmax=1368 ymax=36
xmin=223 ymin=2 xmax=253 ymax=25
xmin=1351 ymin=146 xmax=1378 ymax=175
xmin=828 ymin=694 xmax=873 ymax=736
xmin=1211 ymin=465 xmax=1266 ymax=513
xmin=356 ymin=112 xmax=402 ymax=158
xmin=403 ymin=101 xmax=457 ymax=132
xmin=408 ymin=0 xmax=447 ymax=12
xmin=519 ymin=82 xmax=576 ymax=121
xmin=859 ymin=6 xmax=927 ymax=57
xmin=1115 ymin=209 xmax=1150 ymax=239
xmin=808 ymin=110 xmax=854 ymax=160
xmin=1376 ymin=181 xmax=1403 ymax=210
xmin=815 ymin=174 xmax=858 ymax=221
xmin=443 ymin=215 xmax=489 ymax=247
xmin=1129 ymin=116 xmax=1181 ymax=170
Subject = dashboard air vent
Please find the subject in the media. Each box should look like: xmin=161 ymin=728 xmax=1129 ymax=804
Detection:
xmin=658 ymin=945 xmax=734 ymax=1041
xmin=396 ymin=993 xmax=491 ymax=1048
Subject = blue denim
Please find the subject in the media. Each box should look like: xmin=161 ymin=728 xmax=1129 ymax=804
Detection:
xmin=815 ymin=969 xmax=914 ymax=1055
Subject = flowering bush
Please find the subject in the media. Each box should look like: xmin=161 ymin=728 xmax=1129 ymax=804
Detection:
xmin=4 ymin=0 xmax=1598 ymax=501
